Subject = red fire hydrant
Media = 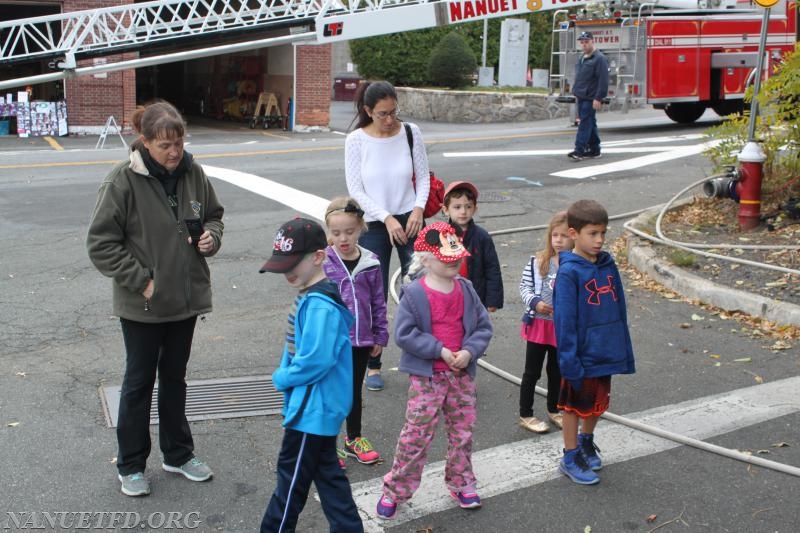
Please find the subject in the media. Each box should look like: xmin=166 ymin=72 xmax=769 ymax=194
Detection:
xmin=736 ymin=141 xmax=766 ymax=230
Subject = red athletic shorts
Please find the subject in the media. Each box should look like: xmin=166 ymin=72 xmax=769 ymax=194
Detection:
xmin=557 ymin=376 xmax=611 ymax=418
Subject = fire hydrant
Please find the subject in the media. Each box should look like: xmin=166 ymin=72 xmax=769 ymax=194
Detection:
xmin=736 ymin=141 xmax=766 ymax=230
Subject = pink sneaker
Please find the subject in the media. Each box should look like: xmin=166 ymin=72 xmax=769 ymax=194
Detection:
xmin=450 ymin=490 xmax=482 ymax=509
xmin=336 ymin=449 xmax=347 ymax=470
xmin=376 ymin=495 xmax=397 ymax=520
xmin=344 ymin=436 xmax=380 ymax=465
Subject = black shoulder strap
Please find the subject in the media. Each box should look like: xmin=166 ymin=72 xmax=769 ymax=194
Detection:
xmin=404 ymin=123 xmax=414 ymax=163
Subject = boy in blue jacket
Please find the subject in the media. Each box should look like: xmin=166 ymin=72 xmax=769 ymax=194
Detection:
xmin=258 ymin=217 xmax=364 ymax=533
xmin=554 ymin=200 xmax=635 ymax=485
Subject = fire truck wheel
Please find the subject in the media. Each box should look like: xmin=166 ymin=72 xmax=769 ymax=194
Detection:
xmin=664 ymin=103 xmax=706 ymax=124
xmin=712 ymin=100 xmax=745 ymax=118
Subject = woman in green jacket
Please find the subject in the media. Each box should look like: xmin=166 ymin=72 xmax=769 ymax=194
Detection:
xmin=87 ymin=101 xmax=224 ymax=497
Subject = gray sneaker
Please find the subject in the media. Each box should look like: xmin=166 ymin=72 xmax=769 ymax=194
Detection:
xmin=162 ymin=457 xmax=213 ymax=482
xmin=118 ymin=472 xmax=151 ymax=497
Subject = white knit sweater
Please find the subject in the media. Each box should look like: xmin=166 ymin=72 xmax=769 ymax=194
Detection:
xmin=344 ymin=122 xmax=430 ymax=223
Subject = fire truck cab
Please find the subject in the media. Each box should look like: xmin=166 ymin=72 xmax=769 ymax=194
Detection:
xmin=550 ymin=0 xmax=798 ymax=123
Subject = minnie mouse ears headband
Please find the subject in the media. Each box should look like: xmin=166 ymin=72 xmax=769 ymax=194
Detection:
xmin=413 ymin=221 xmax=471 ymax=263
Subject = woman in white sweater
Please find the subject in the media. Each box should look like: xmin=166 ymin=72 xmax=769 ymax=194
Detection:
xmin=345 ymin=80 xmax=431 ymax=391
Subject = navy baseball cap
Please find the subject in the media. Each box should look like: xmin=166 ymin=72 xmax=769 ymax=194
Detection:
xmin=259 ymin=217 xmax=327 ymax=273
xmin=578 ymin=31 xmax=593 ymax=41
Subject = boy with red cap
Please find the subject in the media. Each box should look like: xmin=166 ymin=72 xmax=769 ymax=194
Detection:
xmin=441 ymin=180 xmax=504 ymax=312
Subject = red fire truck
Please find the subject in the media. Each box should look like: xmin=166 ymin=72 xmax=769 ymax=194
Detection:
xmin=550 ymin=0 xmax=798 ymax=123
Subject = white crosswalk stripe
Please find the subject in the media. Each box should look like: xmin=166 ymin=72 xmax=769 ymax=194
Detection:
xmin=347 ymin=376 xmax=800 ymax=532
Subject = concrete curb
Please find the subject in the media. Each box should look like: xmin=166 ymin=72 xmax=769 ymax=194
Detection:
xmin=625 ymin=215 xmax=800 ymax=327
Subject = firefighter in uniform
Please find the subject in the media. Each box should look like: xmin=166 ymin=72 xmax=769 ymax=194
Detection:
xmin=568 ymin=32 xmax=609 ymax=161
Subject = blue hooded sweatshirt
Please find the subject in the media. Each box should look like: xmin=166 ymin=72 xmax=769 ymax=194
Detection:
xmin=271 ymin=279 xmax=354 ymax=436
xmin=553 ymin=250 xmax=635 ymax=390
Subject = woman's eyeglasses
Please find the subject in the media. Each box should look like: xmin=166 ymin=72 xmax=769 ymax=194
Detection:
xmin=373 ymin=109 xmax=399 ymax=120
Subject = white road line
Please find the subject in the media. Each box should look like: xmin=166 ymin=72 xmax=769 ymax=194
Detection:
xmin=443 ymin=146 xmax=680 ymax=158
xmin=551 ymin=141 xmax=720 ymax=179
xmin=601 ymin=133 xmax=707 ymax=146
xmin=202 ymin=164 xmax=328 ymax=221
xmin=349 ymin=376 xmax=800 ymax=532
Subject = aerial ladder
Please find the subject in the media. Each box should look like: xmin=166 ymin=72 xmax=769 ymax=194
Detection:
xmin=0 ymin=0 xmax=597 ymax=91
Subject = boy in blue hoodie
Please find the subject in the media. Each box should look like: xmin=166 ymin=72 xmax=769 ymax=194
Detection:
xmin=554 ymin=200 xmax=635 ymax=485
xmin=258 ymin=217 xmax=364 ymax=533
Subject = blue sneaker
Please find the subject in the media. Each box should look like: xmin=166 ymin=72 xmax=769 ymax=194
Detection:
xmin=450 ymin=490 xmax=482 ymax=509
xmin=365 ymin=373 xmax=384 ymax=391
xmin=559 ymin=447 xmax=600 ymax=485
xmin=579 ymin=433 xmax=603 ymax=471
xmin=376 ymin=494 xmax=397 ymax=520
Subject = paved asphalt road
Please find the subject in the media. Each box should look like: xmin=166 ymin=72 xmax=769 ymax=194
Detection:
xmin=1 ymin=104 xmax=798 ymax=533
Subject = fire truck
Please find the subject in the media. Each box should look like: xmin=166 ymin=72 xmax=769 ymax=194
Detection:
xmin=549 ymin=0 xmax=798 ymax=123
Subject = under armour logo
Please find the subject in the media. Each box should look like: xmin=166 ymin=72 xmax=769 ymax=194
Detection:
xmin=585 ymin=276 xmax=617 ymax=305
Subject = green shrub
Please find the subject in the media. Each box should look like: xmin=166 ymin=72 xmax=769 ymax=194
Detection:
xmin=428 ymin=31 xmax=477 ymax=89
xmin=349 ymin=14 xmax=553 ymax=87
xmin=704 ymin=44 xmax=800 ymax=201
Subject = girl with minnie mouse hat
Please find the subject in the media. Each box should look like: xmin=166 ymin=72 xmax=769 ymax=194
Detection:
xmin=376 ymin=222 xmax=493 ymax=520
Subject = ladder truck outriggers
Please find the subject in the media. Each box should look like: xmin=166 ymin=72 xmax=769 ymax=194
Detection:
xmin=548 ymin=0 xmax=797 ymax=123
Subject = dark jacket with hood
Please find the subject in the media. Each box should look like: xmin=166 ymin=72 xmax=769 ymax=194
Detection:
xmin=453 ymin=218 xmax=504 ymax=310
xmin=86 ymin=146 xmax=224 ymax=323
xmin=553 ymin=250 xmax=635 ymax=390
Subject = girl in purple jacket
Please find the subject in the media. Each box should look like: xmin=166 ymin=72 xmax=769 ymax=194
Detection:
xmin=323 ymin=197 xmax=389 ymax=467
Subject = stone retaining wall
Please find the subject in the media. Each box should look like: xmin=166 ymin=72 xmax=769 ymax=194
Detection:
xmin=396 ymin=87 xmax=570 ymax=123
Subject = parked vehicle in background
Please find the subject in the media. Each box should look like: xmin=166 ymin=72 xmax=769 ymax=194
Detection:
xmin=548 ymin=0 xmax=797 ymax=123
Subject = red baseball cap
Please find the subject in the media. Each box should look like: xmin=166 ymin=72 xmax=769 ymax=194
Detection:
xmin=444 ymin=180 xmax=479 ymax=202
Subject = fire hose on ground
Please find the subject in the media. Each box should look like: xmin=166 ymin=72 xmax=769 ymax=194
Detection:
xmin=386 ymin=192 xmax=800 ymax=478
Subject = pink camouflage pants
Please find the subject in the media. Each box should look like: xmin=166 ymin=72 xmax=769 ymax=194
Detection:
xmin=382 ymin=371 xmax=477 ymax=503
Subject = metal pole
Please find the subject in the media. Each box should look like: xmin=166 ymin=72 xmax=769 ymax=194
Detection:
xmin=482 ymin=19 xmax=488 ymax=67
xmin=746 ymin=7 xmax=771 ymax=142
xmin=0 ymin=32 xmax=316 ymax=92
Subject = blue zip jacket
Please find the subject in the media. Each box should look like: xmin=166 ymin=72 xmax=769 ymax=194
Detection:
xmin=553 ymin=251 xmax=635 ymax=390
xmin=572 ymin=50 xmax=609 ymax=102
xmin=394 ymin=277 xmax=493 ymax=378
xmin=271 ymin=279 xmax=354 ymax=436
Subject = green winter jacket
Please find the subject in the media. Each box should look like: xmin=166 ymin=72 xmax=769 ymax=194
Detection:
xmin=87 ymin=149 xmax=224 ymax=323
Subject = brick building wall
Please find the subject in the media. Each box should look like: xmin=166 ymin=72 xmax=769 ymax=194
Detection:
xmin=63 ymin=0 xmax=137 ymax=134
xmin=59 ymin=1 xmax=331 ymax=132
xmin=294 ymin=44 xmax=331 ymax=128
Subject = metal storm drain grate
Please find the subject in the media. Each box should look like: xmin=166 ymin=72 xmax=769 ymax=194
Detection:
xmin=99 ymin=375 xmax=283 ymax=428
xmin=480 ymin=191 xmax=511 ymax=203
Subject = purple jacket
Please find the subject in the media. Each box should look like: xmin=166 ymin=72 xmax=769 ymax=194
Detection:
xmin=323 ymin=245 xmax=389 ymax=348
xmin=394 ymin=277 xmax=493 ymax=378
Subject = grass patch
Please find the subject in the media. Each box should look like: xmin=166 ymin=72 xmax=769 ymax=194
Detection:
xmin=667 ymin=249 xmax=696 ymax=267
